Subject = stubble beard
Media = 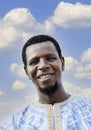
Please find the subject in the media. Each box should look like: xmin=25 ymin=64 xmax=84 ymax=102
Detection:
xmin=38 ymin=82 xmax=59 ymax=96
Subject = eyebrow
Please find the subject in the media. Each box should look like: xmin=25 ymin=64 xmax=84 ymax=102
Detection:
xmin=28 ymin=54 xmax=56 ymax=62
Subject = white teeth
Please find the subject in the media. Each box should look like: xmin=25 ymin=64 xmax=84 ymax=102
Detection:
xmin=39 ymin=74 xmax=50 ymax=79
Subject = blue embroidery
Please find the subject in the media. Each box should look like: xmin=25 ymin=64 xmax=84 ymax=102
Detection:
xmin=0 ymin=97 xmax=91 ymax=130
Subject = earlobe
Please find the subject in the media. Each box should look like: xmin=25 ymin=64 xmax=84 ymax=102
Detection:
xmin=61 ymin=57 xmax=65 ymax=71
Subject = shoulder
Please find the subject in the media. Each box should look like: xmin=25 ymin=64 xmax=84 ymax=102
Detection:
xmin=61 ymin=95 xmax=91 ymax=116
xmin=71 ymin=96 xmax=91 ymax=104
xmin=13 ymin=102 xmax=36 ymax=123
xmin=0 ymin=103 xmax=35 ymax=130
xmin=67 ymin=95 xmax=91 ymax=110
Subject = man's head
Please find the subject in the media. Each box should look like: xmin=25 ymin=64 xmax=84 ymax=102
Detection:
xmin=22 ymin=35 xmax=65 ymax=96
xmin=22 ymin=35 xmax=62 ymax=67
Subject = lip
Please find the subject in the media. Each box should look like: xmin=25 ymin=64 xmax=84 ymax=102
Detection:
xmin=37 ymin=73 xmax=54 ymax=78
xmin=36 ymin=73 xmax=55 ymax=82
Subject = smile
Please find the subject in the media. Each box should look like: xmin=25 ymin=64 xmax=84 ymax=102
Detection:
xmin=37 ymin=74 xmax=54 ymax=80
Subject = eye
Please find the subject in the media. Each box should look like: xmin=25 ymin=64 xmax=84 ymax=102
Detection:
xmin=29 ymin=58 xmax=39 ymax=66
xmin=47 ymin=56 xmax=57 ymax=62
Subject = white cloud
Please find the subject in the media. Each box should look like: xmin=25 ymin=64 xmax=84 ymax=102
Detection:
xmin=3 ymin=8 xmax=35 ymax=26
xmin=74 ymin=47 xmax=91 ymax=79
xmin=65 ymin=56 xmax=79 ymax=71
xmin=64 ymin=47 xmax=91 ymax=79
xmin=0 ymin=90 xmax=4 ymax=96
xmin=12 ymin=80 xmax=27 ymax=90
xmin=0 ymin=8 xmax=54 ymax=53
xmin=74 ymin=63 xmax=91 ymax=79
xmin=81 ymin=47 xmax=91 ymax=62
xmin=10 ymin=63 xmax=26 ymax=77
xmin=44 ymin=20 xmax=55 ymax=32
xmin=64 ymin=81 xmax=91 ymax=98
xmin=83 ymin=88 xmax=91 ymax=98
xmin=0 ymin=3 xmax=91 ymax=53
xmin=48 ymin=2 xmax=91 ymax=28
xmin=0 ymin=26 xmax=19 ymax=48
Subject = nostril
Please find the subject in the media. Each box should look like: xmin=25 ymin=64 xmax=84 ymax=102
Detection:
xmin=39 ymin=65 xmax=49 ymax=70
xmin=38 ymin=62 xmax=50 ymax=71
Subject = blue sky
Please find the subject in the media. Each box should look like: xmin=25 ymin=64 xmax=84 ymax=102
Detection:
xmin=0 ymin=0 xmax=91 ymax=122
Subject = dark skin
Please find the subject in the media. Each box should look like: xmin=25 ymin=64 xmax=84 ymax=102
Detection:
xmin=38 ymin=83 xmax=70 ymax=104
xmin=25 ymin=41 xmax=70 ymax=105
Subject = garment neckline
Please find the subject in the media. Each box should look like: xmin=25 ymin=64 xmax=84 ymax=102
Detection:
xmin=33 ymin=95 xmax=75 ymax=107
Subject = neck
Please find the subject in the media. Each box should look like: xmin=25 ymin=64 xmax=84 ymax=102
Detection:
xmin=38 ymin=84 xmax=70 ymax=105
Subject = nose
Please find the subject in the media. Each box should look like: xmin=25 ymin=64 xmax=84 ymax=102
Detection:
xmin=38 ymin=58 xmax=49 ymax=71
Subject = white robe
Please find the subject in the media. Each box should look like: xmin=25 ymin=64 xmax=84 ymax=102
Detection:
xmin=0 ymin=96 xmax=91 ymax=130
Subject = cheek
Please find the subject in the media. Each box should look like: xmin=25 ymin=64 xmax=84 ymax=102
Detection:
xmin=53 ymin=62 xmax=62 ymax=71
xmin=27 ymin=66 xmax=37 ymax=79
xmin=54 ymin=64 xmax=62 ymax=77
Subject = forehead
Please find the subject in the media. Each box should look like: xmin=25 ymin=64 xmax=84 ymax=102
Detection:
xmin=26 ymin=41 xmax=58 ymax=59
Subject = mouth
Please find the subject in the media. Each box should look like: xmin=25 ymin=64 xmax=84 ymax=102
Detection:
xmin=37 ymin=73 xmax=54 ymax=81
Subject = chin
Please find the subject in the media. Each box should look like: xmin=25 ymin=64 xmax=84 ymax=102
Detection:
xmin=38 ymin=82 xmax=59 ymax=96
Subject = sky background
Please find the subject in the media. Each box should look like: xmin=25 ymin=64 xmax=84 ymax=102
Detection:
xmin=0 ymin=0 xmax=91 ymax=122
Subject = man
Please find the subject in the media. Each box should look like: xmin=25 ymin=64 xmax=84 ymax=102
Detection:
xmin=0 ymin=35 xmax=91 ymax=130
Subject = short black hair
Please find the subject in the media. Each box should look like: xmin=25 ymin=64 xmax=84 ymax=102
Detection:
xmin=22 ymin=34 xmax=62 ymax=67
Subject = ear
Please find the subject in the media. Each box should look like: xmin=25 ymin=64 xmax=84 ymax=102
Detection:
xmin=24 ymin=66 xmax=28 ymax=75
xmin=61 ymin=57 xmax=65 ymax=71
xmin=24 ymin=66 xmax=31 ymax=79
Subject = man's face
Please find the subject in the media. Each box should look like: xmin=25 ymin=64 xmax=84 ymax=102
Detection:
xmin=25 ymin=41 xmax=64 ymax=92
